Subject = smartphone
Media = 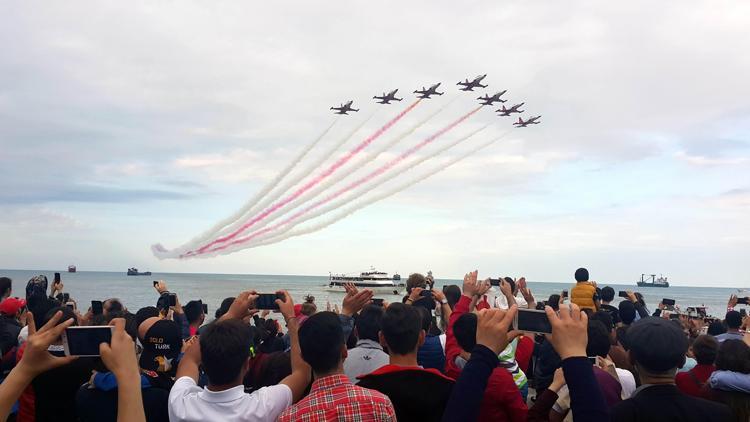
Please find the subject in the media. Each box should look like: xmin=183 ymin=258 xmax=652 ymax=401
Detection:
xmin=618 ymin=291 xmax=629 ymax=298
xmin=255 ymin=293 xmax=283 ymax=310
xmin=153 ymin=280 xmax=159 ymax=287
xmin=669 ymin=313 xmax=681 ymax=320
xmin=587 ymin=356 xmax=597 ymax=365
xmin=420 ymin=290 xmax=433 ymax=298
xmin=91 ymin=300 xmax=103 ymax=315
xmin=372 ymin=298 xmax=385 ymax=307
xmin=662 ymin=298 xmax=676 ymax=306
xmin=65 ymin=301 xmax=76 ymax=311
xmin=62 ymin=326 xmax=113 ymax=357
xmin=167 ymin=293 xmax=177 ymax=307
xmin=740 ymin=309 xmax=747 ymax=318
xmin=54 ymin=272 xmax=61 ymax=284
xmin=202 ymin=303 xmax=208 ymax=314
xmin=62 ymin=293 xmax=70 ymax=303
xmin=562 ymin=290 xmax=568 ymax=298
xmin=489 ymin=278 xmax=501 ymax=286
xmin=514 ymin=308 xmax=552 ymax=334
xmin=737 ymin=297 xmax=750 ymax=305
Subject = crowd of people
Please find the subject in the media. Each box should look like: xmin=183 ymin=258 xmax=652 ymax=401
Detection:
xmin=0 ymin=269 xmax=748 ymax=421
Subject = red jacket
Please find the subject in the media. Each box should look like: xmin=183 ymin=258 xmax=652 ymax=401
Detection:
xmin=676 ymin=364 xmax=715 ymax=400
xmin=515 ymin=335 xmax=534 ymax=374
xmin=445 ymin=295 xmax=528 ymax=421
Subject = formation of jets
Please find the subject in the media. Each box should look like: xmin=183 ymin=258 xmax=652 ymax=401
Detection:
xmin=329 ymin=74 xmax=541 ymax=127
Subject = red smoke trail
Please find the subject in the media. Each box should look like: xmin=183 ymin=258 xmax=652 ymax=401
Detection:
xmin=200 ymin=105 xmax=482 ymax=256
xmin=186 ymin=99 xmax=421 ymax=257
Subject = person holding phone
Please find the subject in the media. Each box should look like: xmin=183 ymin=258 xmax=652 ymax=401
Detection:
xmin=153 ymin=281 xmax=190 ymax=340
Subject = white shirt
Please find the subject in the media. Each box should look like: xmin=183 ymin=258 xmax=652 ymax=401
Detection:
xmin=616 ymin=368 xmax=636 ymax=399
xmin=343 ymin=339 xmax=389 ymax=383
xmin=494 ymin=293 xmax=528 ymax=310
xmin=168 ymin=376 xmax=292 ymax=422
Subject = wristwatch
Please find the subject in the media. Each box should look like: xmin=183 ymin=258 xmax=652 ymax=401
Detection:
xmin=440 ymin=298 xmax=448 ymax=305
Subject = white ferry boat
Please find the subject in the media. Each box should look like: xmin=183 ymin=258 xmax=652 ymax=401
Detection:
xmin=327 ymin=267 xmax=405 ymax=295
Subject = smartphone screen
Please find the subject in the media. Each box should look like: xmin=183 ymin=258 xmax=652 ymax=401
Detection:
xmin=167 ymin=293 xmax=177 ymax=307
xmin=91 ymin=300 xmax=103 ymax=315
xmin=618 ymin=291 xmax=629 ymax=298
xmin=662 ymin=298 xmax=676 ymax=306
xmin=562 ymin=290 xmax=568 ymax=298
xmin=488 ymin=278 xmax=501 ymax=287
xmin=372 ymin=298 xmax=384 ymax=307
xmin=256 ymin=293 xmax=282 ymax=310
xmin=515 ymin=309 xmax=552 ymax=334
xmin=737 ymin=297 xmax=750 ymax=305
xmin=54 ymin=272 xmax=61 ymax=284
xmin=202 ymin=303 xmax=208 ymax=314
xmin=420 ymin=290 xmax=433 ymax=298
xmin=153 ymin=280 xmax=159 ymax=287
xmin=63 ymin=326 xmax=113 ymax=356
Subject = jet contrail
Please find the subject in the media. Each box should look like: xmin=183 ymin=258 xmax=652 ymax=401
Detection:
xmin=198 ymin=106 xmax=482 ymax=256
xmin=200 ymin=130 xmax=513 ymax=256
xmin=221 ymin=98 xmax=457 ymax=244
xmin=185 ymin=99 xmax=422 ymax=256
xmin=177 ymin=118 xmax=339 ymax=250
xmin=199 ymin=125 xmax=489 ymax=255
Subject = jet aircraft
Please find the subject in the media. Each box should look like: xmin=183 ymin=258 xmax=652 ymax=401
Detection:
xmin=497 ymin=103 xmax=525 ymax=116
xmin=414 ymin=83 xmax=444 ymax=99
xmin=478 ymin=90 xmax=507 ymax=105
xmin=330 ymin=101 xmax=359 ymax=115
xmin=513 ymin=116 xmax=542 ymax=127
xmin=457 ymin=74 xmax=488 ymax=91
xmin=373 ymin=89 xmax=403 ymax=104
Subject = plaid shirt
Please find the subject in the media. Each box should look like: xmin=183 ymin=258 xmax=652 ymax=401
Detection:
xmin=278 ymin=374 xmax=396 ymax=422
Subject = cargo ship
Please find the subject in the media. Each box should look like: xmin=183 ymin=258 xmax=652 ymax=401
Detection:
xmin=127 ymin=267 xmax=152 ymax=276
xmin=637 ymin=273 xmax=669 ymax=288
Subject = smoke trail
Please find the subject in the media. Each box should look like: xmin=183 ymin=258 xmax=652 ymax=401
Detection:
xmin=199 ymin=106 xmax=482 ymax=256
xmin=200 ymin=125 xmax=488 ymax=255
xmin=178 ymin=118 xmax=339 ymax=249
xmin=219 ymin=99 xmax=455 ymax=245
xmin=214 ymin=130 xmax=514 ymax=254
xmin=187 ymin=99 xmax=422 ymax=256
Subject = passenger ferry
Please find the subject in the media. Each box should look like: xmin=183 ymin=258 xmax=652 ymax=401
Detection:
xmin=327 ymin=267 xmax=404 ymax=295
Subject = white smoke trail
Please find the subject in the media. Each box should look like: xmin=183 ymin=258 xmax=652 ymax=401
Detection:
xmin=197 ymin=125 xmax=499 ymax=257
xmin=216 ymin=100 xmax=454 ymax=243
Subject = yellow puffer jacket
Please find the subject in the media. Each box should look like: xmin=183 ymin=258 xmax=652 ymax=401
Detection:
xmin=570 ymin=282 xmax=597 ymax=310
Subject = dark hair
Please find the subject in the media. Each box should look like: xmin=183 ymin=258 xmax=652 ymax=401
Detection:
xmin=708 ymin=321 xmax=727 ymax=336
xmin=216 ymin=297 xmax=235 ymax=319
xmin=406 ymin=273 xmax=427 ymax=293
xmin=356 ymin=305 xmax=384 ymax=342
xmin=575 ymin=268 xmax=589 ymax=282
xmin=504 ymin=277 xmax=517 ymax=295
xmin=691 ymin=335 xmax=719 ymax=365
xmin=587 ymin=320 xmax=612 ymax=358
xmin=300 ymin=302 xmax=317 ymax=317
xmin=591 ymin=311 xmax=615 ymax=332
xmin=245 ymin=351 xmax=292 ymax=391
xmin=104 ymin=299 xmax=123 ymax=314
xmin=135 ymin=306 xmax=160 ymax=329
xmin=454 ymin=313 xmax=478 ymax=352
xmin=380 ymin=303 xmax=422 ymax=355
xmin=619 ymin=300 xmax=636 ymax=325
xmin=29 ymin=298 xmax=57 ymax=330
xmin=725 ymin=311 xmax=742 ymax=330
xmin=547 ymin=294 xmax=561 ymax=311
xmin=0 ymin=277 xmax=11 ymax=298
xmin=715 ymin=340 xmax=750 ymax=373
xmin=43 ymin=305 xmax=78 ymax=328
xmin=183 ymin=300 xmax=204 ymax=324
xmin=299 ymin=312 xmax=344 ymax=373
xmin=443 ymin=285 xmax=461 ymax=309
xmin=616 ymin=326 xmax=630 ymax=350
xmin=417 ymin=306 xmax=432 ymax=331
xmin=200 ymin=319 xmax=253 ymax=385
xmin=601 ymin=286 xmax=615 ymax=302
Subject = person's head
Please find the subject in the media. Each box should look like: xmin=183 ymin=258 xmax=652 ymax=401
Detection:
xmin=25 ymin=275 xmax=48 ymax=305
xmin=300 ymin=302 xmax=317 ymax=317
xmin=619 ymin=300 xmax=636 ymax=325
xmin=245 ymin=351 xmax=292 ymax=391
xmin=42 ymin=306 xmax=77 ymax=344
xmin=0 ymin=297 xmax=26 ymax=320
xmin=708 ymin=321 xmax=727 ymax=336
xmin=0 ymin=277 xmax=12 ymax=300
xmin=575 ymin=268 xmax=589 ymax=282
xmin=627 ymin=317 xmax=688 ymax=379
xmin=135 ymin=306 xmax=160 ymax=328
xmin=547 ymin=294 xmax=561 ymax=311
xmin=200 ymin=319 xmax=254 ymax=386
xmin=587 ymin=320 xmax=612 ymax=358
xmin=691 ymin=335 xmax=719 ymax=365
xmin=601 ymin=286 xmax=615 ymax=303
xmin=406 ymin=273 xmax=427 ymax=293
xmin=454 ymin=313 xmax=478 ymax=352
xmin=715 ymin=340 xmax=750 ymax=373
xmin=299 ymin=312 xmax=345 ymax=375
xmin=504 ymin=277 xmax=517 ymax=295
xmin=103 ymin=298 xmax=124 ymax=316
xmin=183 ymin=300 xmax=205 ymax=326
xmin=379 ymin=303 xmax=424 ymax=356
xmin=591 ymin=311 xmax=615 ymax=332
xmin=215 ymin=297 xmax=235 ymax=319
xmin=139 ymin=317 xmax=182 ymax=373
xmin=443 ymin=285 xmax=461 ymax=310
xmin=725 ymin=311 xmax=742 ymax=330
xmin=355 ymin=305 xmax=384 ymax=342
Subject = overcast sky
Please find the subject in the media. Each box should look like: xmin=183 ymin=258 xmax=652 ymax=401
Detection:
xmin=1 ymin=1 xmax=748 ymax=287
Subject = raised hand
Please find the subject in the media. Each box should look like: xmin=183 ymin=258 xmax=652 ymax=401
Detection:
xmin=19 ymin=311 xmax=77 ymax=378
xmin=342 ymin=288 xmax=373 ymax=316
xmin=275 ymin=290 xmax=296 ymax=322
xmin=154 ymin=280 xmax=168 ymax=295
xmin=549 ymin=367 xmax=567 ymax=393
xmin=221 ymin=290 xmax=259 ymax=321
xmin=462 ymin=270 xmax=479 ymax=297
xmin=545 ymin=303 xmax=588 ymax=360
xmin=432 ymin=288 xmax=446 ymax=303
xmin=477 ymin=279 xmax=491 ymax=297
xmin=499 ymin=278 xmax=513 ymax=298
xmin=408 ymin=287 xmax=425 ymax=302
xmin=626 ymin=291 xmax=637 ymax=303
xmin=100 ymin=319 xmax=139 ymax=380
xmin=728 ymin=294 xmax=738 ymax=309
xmin=475 ymin=306 xmax=520 ymax=355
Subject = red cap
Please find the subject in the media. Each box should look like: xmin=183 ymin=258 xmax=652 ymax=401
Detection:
xmin=0 ymin=297 xmax=27 ymax=316
xmin=294 ymin=304 xmax=303 ymax=318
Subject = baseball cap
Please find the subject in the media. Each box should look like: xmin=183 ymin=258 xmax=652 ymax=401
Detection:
xmin=139 ymin=319 xmax=182 ymax=373
xmin=628 ymin=317 xmax=688 ymax=372
xmin=0 ymin=297 xmax=26 ymax=316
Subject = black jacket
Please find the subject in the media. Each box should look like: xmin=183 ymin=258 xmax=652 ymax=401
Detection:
xmin=0 ymin=315 xmax=21 ymax=356
xmin=357 ymin=364 xmax=454 ymax=422
xmin=611 ymin=384 xmax=732 ymax=422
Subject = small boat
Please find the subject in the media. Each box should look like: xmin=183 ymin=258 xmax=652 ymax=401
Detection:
xmin=327 ymin=267 xmax=404 ymax=295
xmin=637 ymin=273 xmax=669 ymax=288
xmin=67 ymin=265 xmax=76 ymax=273
xmin=127 ymin=267 xmax=152 ymax=276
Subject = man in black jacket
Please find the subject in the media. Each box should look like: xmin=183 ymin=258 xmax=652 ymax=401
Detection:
xmin=611 ymin=317 xmax=732 ymax=422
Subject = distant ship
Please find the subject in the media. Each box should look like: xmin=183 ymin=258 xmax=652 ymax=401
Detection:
xmin=327 ymin=267 xmax=404 ymax=295
xmin=127 ymin=267 xmax=152 ymax=276
xmin=67 ymin=265 xmax=76 ymax=273
xmin=637 ymin=273 xmax=669 ymax=288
